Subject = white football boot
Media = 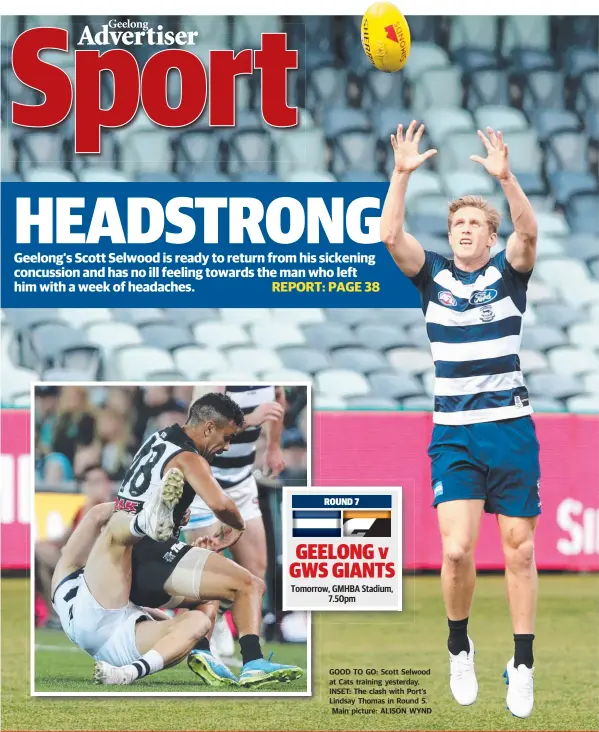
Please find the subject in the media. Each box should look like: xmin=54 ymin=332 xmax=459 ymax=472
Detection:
xmin=449 ymin=635 xmax=478 ymax=706
xmin=504 ymin=657 xmax=534 ymax=718
xmin=94 ymin=661 xmax=135 ymax=685
xmin=137 ymin=468 xmax=184 ymax=542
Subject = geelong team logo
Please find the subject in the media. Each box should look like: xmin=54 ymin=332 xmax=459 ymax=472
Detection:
xmin=438 ymin=290 xmax=457 ymax=307
xmin=469 ymin=288 xmax=497 ymax=305
xmin=342 ymin=511 xmax=392 ymax=537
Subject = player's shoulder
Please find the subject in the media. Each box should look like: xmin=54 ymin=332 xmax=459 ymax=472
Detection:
xmin=488 ymin=248 xmax=508 ymax=272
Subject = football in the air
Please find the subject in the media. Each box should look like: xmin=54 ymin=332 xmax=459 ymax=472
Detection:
xmin=361 ymin=2 xmax=411 ymax=73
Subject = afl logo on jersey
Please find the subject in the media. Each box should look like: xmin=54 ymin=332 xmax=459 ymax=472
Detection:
xmin=469 ymin=288 xmax=497 ymax=305
xmin=438 ymin=290 xmax=457 ymax=307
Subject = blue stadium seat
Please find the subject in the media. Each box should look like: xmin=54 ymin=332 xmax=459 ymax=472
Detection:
xmin=359 ymin=68 xmax=406 ymax=109
xmin=550 ymin=171 xmax=598 ymax=206
xmin=405 ymin=16 xmax=438 ymax=43
xmin=139 ymin=324 xmax=194 ymax=352
xmin=413 ymin=67 xmax=463 ymax=112
xmin=369 ymin=370 xmax=424 ymax=400
xmin=424 ymin=108 xmax=474 ymax=145
xmin=566 ymin=193 xmax=599 ymax=234
xmin=407 ymin=213 xmax=449 ymax=237
xmin=443 ymin=170 xmax=496 ymax=197
xmin=226 ymin=111 xmax=276 ymax=175
xmin=449 ymin=17 xmax=499 ymax=53
xmin=288 ymin=15 xmax=335 ymax=72
xmin=323 ymin=107 xmax=376 ymax=178
xmin=403 ymin=170 xmax=444 ymax=203
xmin=502 ymin=17 xmax=550 ymax=54
xmin=565 ymin=48 xmax=599 ymax=81
xmin=521 ymin=325 xmax=568 ymax=351
xmin=403 ymin=43 xmax=450 ymax=81
xmin=306 ymin=66 xmax=349 ymax=121
xmin=522 ymin=71 xmax=566 ymax=114
xmin=466 ymin=69 xmax=510 ymax=108
xmin=15 ymin=130 xmax=67 ymax=172
xmin=509 ymin=49 xmax=556 ymax=74
xmin=174 ymin=129 xmax=223 ymax=178
xmin=533 ymin=109 xmax=580 ymax=143
xmin=330 ymin=348 xmax=388 ymax=374
xmin=546 ymin=131 xmax=590 ymax=175
xmin=565 ymin=233 xmax=599 ymax=264
xmin=355 ymin=324 xmax=412 ymax=351
xmin=303 ymin=322 xmax=358 ymax=351
xmin=576 ymin=70 xmax=599 ymax=114
xmin=474 ymin=105 xmax=528 ymax=133
xmin=535 ymin=302 xmax=588 ymax=329
xmin=278 ymin=346 xmax=330 ymax=374
xmin=527 ymin=373 xmax=582 ymax=400
xmin=453 ymin=49 xmax=499 ymax=73
xmin=232 ymin=16 xmax=281 ymax=48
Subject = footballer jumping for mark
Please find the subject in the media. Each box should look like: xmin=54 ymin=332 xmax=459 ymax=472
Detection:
xmin=381 ymin=121 xmax=539 ymax=718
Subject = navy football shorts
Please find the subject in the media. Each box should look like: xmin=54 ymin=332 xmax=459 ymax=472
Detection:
xmin=428 ymin=416 xmax=541 ymax=517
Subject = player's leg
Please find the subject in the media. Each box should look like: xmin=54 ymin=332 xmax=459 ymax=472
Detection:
xmin=164 ymin=548 xmax=302 ymax=686
xmin=85 ymin=469 xmax=185 ymax=610
xmin=485 ymin=416 xmax=541 ymax=718
xmin=429 ymin=424 xmax=487 ymax=707
xmin=438 ymin=500 xmax=485 ymax=634
xmin=94 ymin=611 xmax=213 ymax=686
xmin=185 ymin=505 xmax=236 ymax=659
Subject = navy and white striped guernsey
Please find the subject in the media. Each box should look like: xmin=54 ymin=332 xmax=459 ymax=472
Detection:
xmin=410 ymin=249 xmax=534 ymax=425
xmin=212 ymin=385 xmax=276 ymax=489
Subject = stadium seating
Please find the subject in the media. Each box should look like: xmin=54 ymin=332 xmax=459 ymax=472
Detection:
xmin=1 ymin=16 xmax=597 ymax=413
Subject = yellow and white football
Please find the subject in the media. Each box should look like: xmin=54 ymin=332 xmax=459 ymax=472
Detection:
xmin=361 ymin=2 xmax=411 ymax=73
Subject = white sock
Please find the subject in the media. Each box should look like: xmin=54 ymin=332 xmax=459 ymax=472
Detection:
xmin=130 ymin=514 xmax=146 ymax=538
xmin=126 ymin=650 xmax=165 ymax=680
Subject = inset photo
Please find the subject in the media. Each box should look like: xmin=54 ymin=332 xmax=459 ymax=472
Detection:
xmin=32 ymin=382 xmax=311 ymax=696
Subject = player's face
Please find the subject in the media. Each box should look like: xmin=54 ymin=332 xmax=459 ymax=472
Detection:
xmin=448 ymin=206 xmax=497 ymax=262
xmin=202 ymin=420 xmax=238 ymax=462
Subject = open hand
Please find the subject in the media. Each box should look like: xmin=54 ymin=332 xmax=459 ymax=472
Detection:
xmin=263 ymin=446 xmax=285 ymax=479
xmin=391 ymin=120 xmax=437 ymax=173
xmin=245 ymin=401 xmax=284 ymax=427
xmin=470 ymin=127 xmax=511 ymax=180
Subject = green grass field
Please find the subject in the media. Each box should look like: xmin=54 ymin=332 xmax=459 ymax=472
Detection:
xmin=33 ymin=628 xmax=307 ymax=694
xmin=3 ymin=574 xmax=599 ymax=731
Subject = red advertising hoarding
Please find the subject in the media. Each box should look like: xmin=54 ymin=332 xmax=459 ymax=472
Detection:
xmin=3 ymin=409 xmax=598 ymax=571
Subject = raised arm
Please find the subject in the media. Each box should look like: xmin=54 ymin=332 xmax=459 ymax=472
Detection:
xmin=470 ymin=127 xmax=538 ymax=273
xmin=380 ymin=120 xmax=437 ymax=277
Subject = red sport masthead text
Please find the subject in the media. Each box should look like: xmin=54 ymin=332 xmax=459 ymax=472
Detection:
xmin=11 ymin=27 xmax=299 ymax=154
xmin=289 ymin=543 xmax=397 ymax=579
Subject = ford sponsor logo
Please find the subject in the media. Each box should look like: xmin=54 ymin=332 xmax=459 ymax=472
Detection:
xmin=469 ymin=288 xmax=497 ymax=305
xmin=438 ymin=290 xmax=457 ymax=307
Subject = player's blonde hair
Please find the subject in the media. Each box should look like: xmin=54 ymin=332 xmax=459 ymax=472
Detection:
xmin=447 ymin=195 xmax=501 ymax=234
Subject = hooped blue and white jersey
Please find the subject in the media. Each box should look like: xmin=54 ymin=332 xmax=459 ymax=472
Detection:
xmin=410 ymin=249 xmax=534 ymax=425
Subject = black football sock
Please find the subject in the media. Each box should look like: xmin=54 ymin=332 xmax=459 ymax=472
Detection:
xmin=193 ymin=636 xmax=211 ymax=652
xmin=514 ymin=634 xmax=535 ymax=669
xmin=239 ymin=634 xmax=263 ymax=665
xmin=447 ymin=617 xmax=470 ymax=655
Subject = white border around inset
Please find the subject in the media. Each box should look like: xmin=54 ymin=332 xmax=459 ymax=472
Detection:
xmin=29 ymin=379 xmax=313 ymax=698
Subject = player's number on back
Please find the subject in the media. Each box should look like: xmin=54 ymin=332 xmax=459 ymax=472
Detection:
xmin=122 ymin=437 xmax=167 ymax=497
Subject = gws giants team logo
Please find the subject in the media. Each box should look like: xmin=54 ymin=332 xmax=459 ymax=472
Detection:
xmin=342 ymin=511 xmax=391 ymax=537
xmin=438 ymin=290 xmax=457 ymax=307
xmin=469 ymin=288 xmax=498 ymax=305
